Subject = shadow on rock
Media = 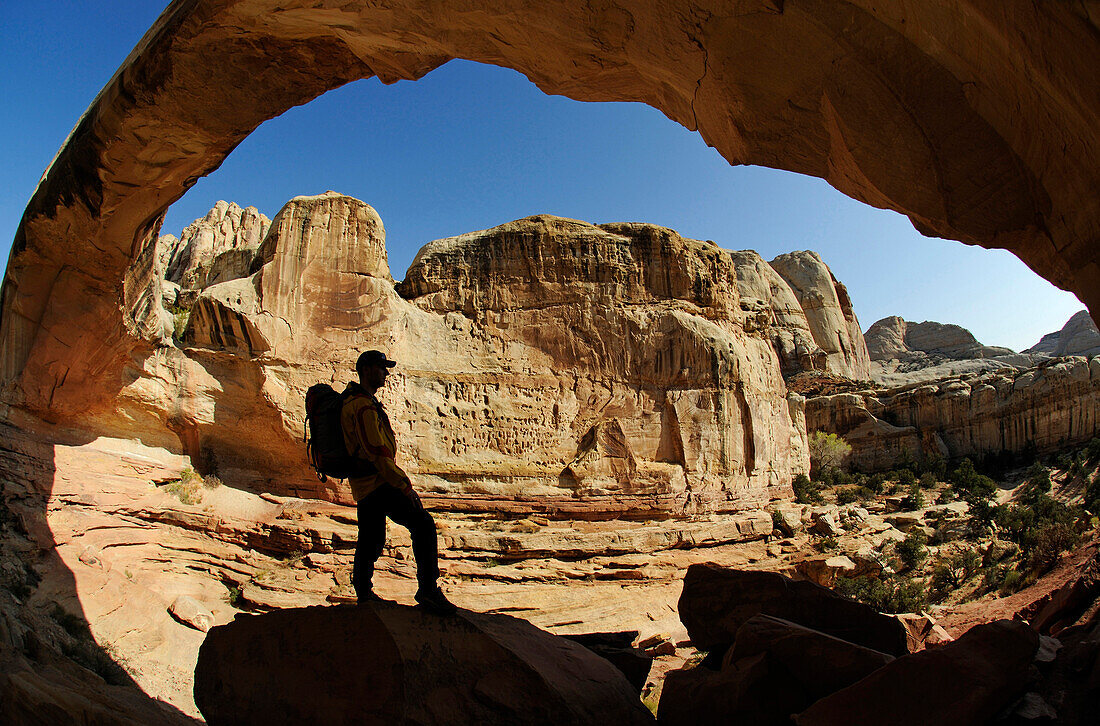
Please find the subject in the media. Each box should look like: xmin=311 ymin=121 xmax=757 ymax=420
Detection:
xmin=194 ymin=602 xmax=655 ymax=725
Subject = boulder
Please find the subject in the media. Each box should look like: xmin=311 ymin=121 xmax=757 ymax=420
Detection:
xmin=797 ymin=556 xmax=857 ymax=587
xmin=894 ymin=613 xmax=954 ymax=652
xmin=678 ymin=564 xmax=909 ymax=656
xmin=561 ymin=631 xmax=652 ymax=693
xmin=194 ymin=604 xmax=653 ymax=725
xmin=658 ymin=614 xmax=893 ymax=726
xmin=793 ymin=620 xmax=1039 ymax=726
xmin=168 ymin=595 xmax=214 ymax=633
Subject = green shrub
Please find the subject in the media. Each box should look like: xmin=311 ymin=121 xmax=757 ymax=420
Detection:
xmin=1086 ymin=437 xmax=1100 ymax=464
xmin=1086 ymin=472 xmax=1100 ymax=515
xmin=896 ymin=468 xmax=917 ymax=487
xmin=994 ymin=494 xmax=1082 ymax=574
xmin=809 ymin=432 xmax=852 ymax=476
xmin=836 ymin=488 xmax=859 ymax=505
xmin=950 ymin=459 xmax=996 ymax=505
xmin=793 ymin=474 xmax=824 ymax=504
xmin=902 ymin=481 xmax=925 ymax=510
xmin=865 ymin=472 xmax=887 ymax=495
xmin=919 ymin=472 xmax=938 ymax=490
xmin=817 ymin=536 xmax=838 ymax=552
xmin=896 ymin=531 xmax=928 ymax=570
xmin=834 ymin=575 xmax=928 ymax=614
xmin=1021 ymin=462 xmax=1052 ymax=501
xmin=163 ymin=467 xmax=204 ymax=505
xmin=921 ymin=454 xmax=947 ymax=480
xmin=1000 ymin=568 xmax=1024 ymax=595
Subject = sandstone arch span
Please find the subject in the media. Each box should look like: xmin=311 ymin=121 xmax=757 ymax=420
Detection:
xmin=2 ymin=0 xmax=1098 ymax=421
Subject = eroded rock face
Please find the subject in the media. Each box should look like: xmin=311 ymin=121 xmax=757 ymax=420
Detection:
xmin=865 ymin=317 xmax=1013 ymax=363
xmin=806 ymin=357 xmax=1100 ymax=471
xmin=862 ymin=315 xmax=1037 ymax=386
xmin=194 ymin=604 xmax=654 ymax=725
xmin=769 ymin=252 xmax=870 ymax=381
xmin=164 ymin=201 xmax=270 ymax=290
xmin=100 ymin=194 xmax=883 ymax=512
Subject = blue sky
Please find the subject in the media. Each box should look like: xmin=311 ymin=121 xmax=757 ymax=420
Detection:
xmin=2 ymin=2 xmax=1085 ymax=352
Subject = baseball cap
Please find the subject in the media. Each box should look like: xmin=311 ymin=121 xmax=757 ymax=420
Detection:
xmin=355 ymin=350 xmax=397 ymax=370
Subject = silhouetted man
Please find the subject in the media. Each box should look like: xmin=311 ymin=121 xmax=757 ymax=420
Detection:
xmin=341 ymin=349 xmax=455 ymax=614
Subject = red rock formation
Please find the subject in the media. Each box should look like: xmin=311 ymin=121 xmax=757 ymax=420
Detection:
xmin=677 ymin=563 xmax=909 ymax=656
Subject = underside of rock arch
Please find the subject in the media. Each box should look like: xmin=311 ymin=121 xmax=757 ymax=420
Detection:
xmin=2 ymin=0 xmax=1098 ymax=434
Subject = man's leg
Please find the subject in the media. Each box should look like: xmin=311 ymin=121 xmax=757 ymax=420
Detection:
xmin=353 ymin=491 xmax=387 ymax=599
xmin=383 ymin=488 xmax=440 ymax=589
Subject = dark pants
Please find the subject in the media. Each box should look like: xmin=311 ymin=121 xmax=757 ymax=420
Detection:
xmin=353 ymin=485 xmax=439 ymax=595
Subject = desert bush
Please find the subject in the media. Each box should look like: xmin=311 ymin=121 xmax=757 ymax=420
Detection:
xmin=1021 ymin=461 xmax=1052 ymax=500
xmin=834 ymin=575 xmax=928 ymax=614
xmin=994 ymin=494 xmax=1082 ymax=574
xmin=895 ymin=531 xmax=928 ymax=570
xmin=1086 ymin=437 xmax=1100 ymax=464
xmin=895 ymin=468 xmax=917 ymax=487
xmin=949 ymin=459 xmax=996 ymax=505
xmin=920 ymin=454 xmax=947 ymax=480
xmin=792 ymin=474 xmax=824 ymax=504
xmin=164 ymin=467 xmax=204 ymax=505
xmin=918 ymin=472 xmax=938 ymax=490
xmin=808 ymin=431 xmax=851 ymax=476
xmin=1085 ymin=472 xmax=1100 ymax=515
xmin=902 ymin=481 xmax=925 ymax=510
xmin=836 ymin=488 xmax=859 ymax=505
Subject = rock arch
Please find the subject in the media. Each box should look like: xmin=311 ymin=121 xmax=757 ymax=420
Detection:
xmin=3 ymin=0 xmax=1098 ymax=420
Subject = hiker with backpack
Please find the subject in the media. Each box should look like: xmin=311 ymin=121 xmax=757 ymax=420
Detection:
xmin=309 ymin=349 xmax=456 ymax=614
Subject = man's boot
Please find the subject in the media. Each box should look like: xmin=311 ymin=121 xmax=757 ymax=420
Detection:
xmin=415 ymin=585 xmax=457 ymax=615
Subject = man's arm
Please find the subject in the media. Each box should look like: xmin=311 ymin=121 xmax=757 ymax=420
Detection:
xmin=346 ymin=398 xmax=414 ymax=492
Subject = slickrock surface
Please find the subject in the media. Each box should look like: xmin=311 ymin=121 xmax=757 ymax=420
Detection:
xmin=1026 ymin=310 xmax=1100 ymax=359
xmin=806 ymin=357 xmax=1100 ymax=470
xmin=793 ymin=620 xmax=1038 ymax=726
xmin=194 ymin=604 xmax=655 ymax=725
xmin=864 ymin=316 xmax=1036 ymax=386
xmin=768 ymin=252 xmax=870 ymax=381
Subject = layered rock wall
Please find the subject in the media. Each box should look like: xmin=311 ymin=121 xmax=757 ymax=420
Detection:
xmin=806 ymin=357 xmax=1100 ymax=471
xmin=105 ymin=193 xmax=886 ymax=513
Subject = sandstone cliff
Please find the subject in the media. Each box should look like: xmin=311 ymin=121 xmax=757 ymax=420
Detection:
xmin=768 ymin=251 xmax=871 ymax=381
xmin=164 ymin=201 xmax=270 ymax=291
xmin=101 ymin=193 xmax=899 ymax=513
xmin=805 ymin=357 xmax=1100 ymax=471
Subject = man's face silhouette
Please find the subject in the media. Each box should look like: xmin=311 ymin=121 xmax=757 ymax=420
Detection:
xmin=360 ymin=364 xmax=389 ymax=391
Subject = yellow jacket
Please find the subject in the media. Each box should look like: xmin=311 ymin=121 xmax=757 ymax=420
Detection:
xmin=340 ymin=382 xmax=412 ymax=502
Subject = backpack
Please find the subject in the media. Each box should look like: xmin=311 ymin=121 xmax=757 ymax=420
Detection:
xmin=304 ymin=383 xmax=378 ymax=482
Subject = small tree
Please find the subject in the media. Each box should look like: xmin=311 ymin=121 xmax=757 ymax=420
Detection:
xmin=808 ymin=431 xmax=852 ymax=477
